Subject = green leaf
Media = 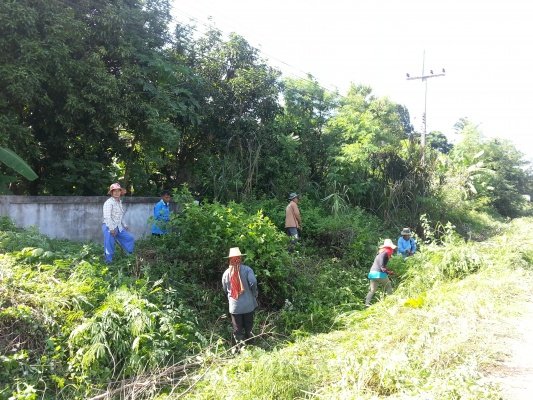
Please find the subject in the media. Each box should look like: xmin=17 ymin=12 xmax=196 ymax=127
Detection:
xmin=0 ymin=147 xmax=38 ymax=181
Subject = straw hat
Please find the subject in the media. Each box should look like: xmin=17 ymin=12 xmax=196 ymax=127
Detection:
xmin=401 ymin=228 xmax=412 ymax=236
xmin=379 ymin=239 xmax=397 ymax=249
xmin=108 ymin=183 xmax=127 ymax=195
xmin=225 ymin=247 xmax=246 ymax=258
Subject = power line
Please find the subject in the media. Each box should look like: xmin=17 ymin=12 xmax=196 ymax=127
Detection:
xmin=170 ymin=6 xmax=340 ymax=93
xmin=16 ymin=0 xmax=389 ymax=114
xmin=50 ymin=0 xmax=339 ymax=95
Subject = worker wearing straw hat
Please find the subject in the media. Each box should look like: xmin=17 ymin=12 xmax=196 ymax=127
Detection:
xmin=397 ymin=227 xmax=417 ymax=258
xmin=102 ymin=182 xmax=135 ymax=263
xmin=365 ymin=239 xmax=396 ymax=307
xmin=221 ymin=247 xmax=258 ymax=346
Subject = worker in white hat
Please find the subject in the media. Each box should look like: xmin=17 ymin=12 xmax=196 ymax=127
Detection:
xmin=221 ymin=247 xmax=258 ymax=347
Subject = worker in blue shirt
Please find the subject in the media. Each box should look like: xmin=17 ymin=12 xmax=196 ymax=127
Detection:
xmin=152 ymin=190 xmax=172 ymax=236
xmin=397 ymin=227 xmax=417 ymax=257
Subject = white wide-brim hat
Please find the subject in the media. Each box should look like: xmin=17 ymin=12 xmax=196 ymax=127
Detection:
xmin=379 ymin=238 xmax=397 ymax=249
xmin=225 ymin=247 xmax=246 ymax=258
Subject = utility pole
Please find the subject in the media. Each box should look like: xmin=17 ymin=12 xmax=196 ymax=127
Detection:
xmin=406 ymin=51 xmax=445 ymax=163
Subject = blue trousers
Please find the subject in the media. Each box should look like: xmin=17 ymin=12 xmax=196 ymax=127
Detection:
xmin=102 ymin=224 xmax=135 ymax=263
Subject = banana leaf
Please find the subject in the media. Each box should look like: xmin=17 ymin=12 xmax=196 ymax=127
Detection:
xmin=0 ymin=147 xmax=38 ymax=181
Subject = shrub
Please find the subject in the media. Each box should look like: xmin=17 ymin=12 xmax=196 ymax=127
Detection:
xmin=0 ymin=218 xmax=208 ymax=398
xmin=400 ymin=241 xmax=487 ymax=296
xmin=149 ymin=200 xmax=291 ymax=308
xmin=0 ymin=227 xmax=51 ymax=253
xmin=298 ymin=203 xmax=385 ymax=268
xmin=242 ymin=197 xmax=385 ymax=268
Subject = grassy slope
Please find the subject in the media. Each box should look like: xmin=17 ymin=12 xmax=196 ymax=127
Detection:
xmin=178 ymin=217 xmax=533 ymax=399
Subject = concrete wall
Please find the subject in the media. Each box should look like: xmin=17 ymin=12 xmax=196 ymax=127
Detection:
xmin=0 ymin=196 xmax=170 ymax=242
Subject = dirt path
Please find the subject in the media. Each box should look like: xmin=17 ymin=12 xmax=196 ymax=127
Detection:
xmin=489 ymin=300 xmax=533 ymax=399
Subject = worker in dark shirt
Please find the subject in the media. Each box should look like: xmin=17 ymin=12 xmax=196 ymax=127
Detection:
xmin=365 ymin=239 xmax=396 ymax=307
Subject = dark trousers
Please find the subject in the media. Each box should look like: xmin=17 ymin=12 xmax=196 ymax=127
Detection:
xmin=230 ymin=312 xmax=254 ymax=342
xmin=286 ymin=227 xmax=299 ymax=253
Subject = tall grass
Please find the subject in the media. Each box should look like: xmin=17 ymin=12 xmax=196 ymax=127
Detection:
xmin=2 ymin=213 xmax=532 ymax=399
xmin=0 ymin=220 xmax=202 ymax=399
xmin=173 ymin=217 xmax=533 ymax=399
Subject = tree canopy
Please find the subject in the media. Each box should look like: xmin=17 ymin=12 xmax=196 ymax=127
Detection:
xmin=0 ymin=0 xmax=531 ymax=220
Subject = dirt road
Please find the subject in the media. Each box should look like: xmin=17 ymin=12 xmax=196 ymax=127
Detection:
xmin=489 ymin=300 xmax=533 ymax=400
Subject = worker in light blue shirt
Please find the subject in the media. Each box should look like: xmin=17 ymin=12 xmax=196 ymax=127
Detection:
xmin=151 ymin=190 xmax=172 ymax=236
xmin=397 ymin=227 xmax=417 ymax=257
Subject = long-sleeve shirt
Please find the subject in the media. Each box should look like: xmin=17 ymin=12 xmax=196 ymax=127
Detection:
xmin=151 ymin=199 xmax=170 ymax=234
xmin=397 ymin=237 xmax=416 ymax=257
xmin=367 ymin=251 xmax=393 ymax=279
xmin=102 ymin=197 xmax=126 ymax=231
xmin=285 ymin=201 xmax=301 ymax=229
xmin=222 ymin=264 xmax=258 ymax=314
xmin=369 ymin=251 xmax=391 ymax=274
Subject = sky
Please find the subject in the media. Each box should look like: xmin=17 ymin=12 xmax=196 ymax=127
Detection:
xmin=171 ymin=0 xmax=533 ymax=162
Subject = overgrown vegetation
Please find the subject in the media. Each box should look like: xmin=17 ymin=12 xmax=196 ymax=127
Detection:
xmin=2 ymin=203 xmax=532 ymax=399
xmin=1 ymin=1 xmax=533 ymax=399
xmin=0 ymin=200 xmax=387 ymax=399
xmin=171 ymin=217 xmax=533 ymax=399
xmin=1 ymin=1 xmax=531 ymax=229
xmin=0 ymin=218 xmax=199 ymax=398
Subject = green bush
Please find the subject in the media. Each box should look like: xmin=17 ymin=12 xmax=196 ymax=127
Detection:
xmin=149 ymin=200 xmax=291 ymax=308
xmin=0 ymin=227 xmax=51 ymax=253
xmin=422 ymin=187 xmax=505 ymax=242
xmin=242 ymin=197 xmax=385 ymax=268
xmin=400 ymin=242 xmax=487 ymax=297
xmin=0 ymin=217 xmax=17 ymax=232
xmin=0 ymin=218 xmax=210 ymax=399
xmin=299 ymin=204 xmax=385 ymax=268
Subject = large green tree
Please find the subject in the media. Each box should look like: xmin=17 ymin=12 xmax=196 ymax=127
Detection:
xmin=0 ymin=0 xmax=196 ymax=195
xmin=169 ymin=28 xmax=282 ymax=201
xmin=448 ymin=120 xmax=531 ymax=217
xmin=327 ymin=84 xmax=417 ymax=215
xmin=279 ymin=76 xmax=340 ymax=190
